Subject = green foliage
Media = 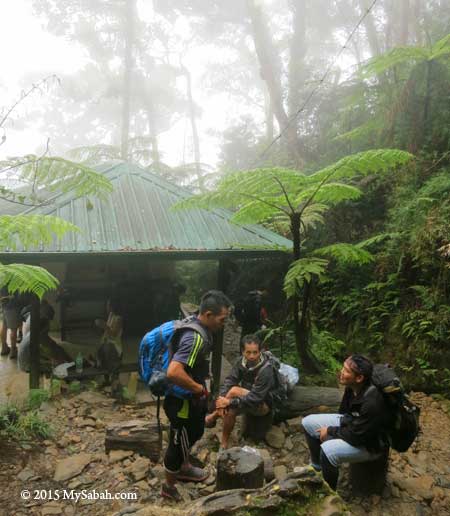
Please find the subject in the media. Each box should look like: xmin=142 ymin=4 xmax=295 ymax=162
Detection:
xmin=27 ymin=389 xmax=50 ymax=410
xmin=0 ymin=403 xmax=52 ymax=441
xmin=310 ymin=329 xmax=345 ymax=374
xmin=0 ymin=215 xmax=78 ymax=250
xmin=0 ymin=263 xmax=59 ymax=299
xmin=284 ymin=258 xmax=328 ymax=298
xmin=314 ymin=243 xmax=374 ymax=265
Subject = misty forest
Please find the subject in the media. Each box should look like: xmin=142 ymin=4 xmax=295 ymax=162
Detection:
xmin=1 ymin=1 xmax=450 ymax=515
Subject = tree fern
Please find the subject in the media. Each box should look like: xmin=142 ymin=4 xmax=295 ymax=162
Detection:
xmin=0 ymin=215 xmax=78 ymax=251
xmin=313 ymin=243 xmax=374 ymax=265
xmin=284 ymin=258 xmax=329 ymax=298
xmin=0 ymin=263 xmax=59 ymax=299
xmin=0 ymin=156 xmax=113 ymax=198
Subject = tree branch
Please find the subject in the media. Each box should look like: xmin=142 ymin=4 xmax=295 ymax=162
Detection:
xmin=271 ymin=175 xmax=296 ymax=214
xmin=238 ymin=192 xmax=290 ymax=215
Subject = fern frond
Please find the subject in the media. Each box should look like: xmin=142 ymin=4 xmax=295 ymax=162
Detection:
xmin=231 ymin=201 xmax=281 ymax=224
xmin=356 ymin=233 xmax=400 ymax=249
xmin=0 ymin=263 xmax=58 ymax=298
xmin=313 ymin=243 xmax=374 ymax=265
xmin=430 ymin=34 xmax=450 ymax=60
xmin=295 ymin=183 xmax=362 ymax=206
xmin=301 ymin=204 xmax=328 ymax=231
xmin=362 ymin=47 xmax=430 ymax=77
xmin=0 ymin=215 xmax=78 ymax=250
xmin=0 ymin=157 xmax=113 ymax=198
xmin=308 ymin=149 xmax=414 ymax=184
xmin=284 ymin=257 xmax=329 ymax=298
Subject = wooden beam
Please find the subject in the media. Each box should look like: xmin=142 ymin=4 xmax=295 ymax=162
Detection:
xmin=29 ymin=295 xmax=41 ymax=389
xmin=211 ymin=259 xmax=229 ymax=395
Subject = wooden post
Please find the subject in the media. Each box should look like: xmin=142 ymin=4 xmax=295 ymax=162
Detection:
xmin=211 ymin=259 xmax=228 ymax=395
xmin=29 ymin=294 xmax=41 ymax=389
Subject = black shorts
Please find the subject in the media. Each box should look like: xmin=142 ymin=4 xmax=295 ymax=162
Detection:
xmin=163 ymin=395 xmax=207 ymax=473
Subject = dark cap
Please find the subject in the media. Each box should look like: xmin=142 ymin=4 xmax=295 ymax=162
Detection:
xmin=347 ymin=354 xmax=373 ymax=380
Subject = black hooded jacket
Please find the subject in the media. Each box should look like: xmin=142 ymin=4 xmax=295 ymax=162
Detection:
xmin=219 ymin=352 xmax=275 ymax=411
xmin=327 ymin=383 xmax=390 ymax=452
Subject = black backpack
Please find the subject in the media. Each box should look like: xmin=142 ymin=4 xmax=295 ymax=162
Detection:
xmin=234 ymin=291 xmax=262 ymax=326
xmin=371 ymin=364 xmax=420 ymax=452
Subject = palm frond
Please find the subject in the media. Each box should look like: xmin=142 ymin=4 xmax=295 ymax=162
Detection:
xmin=0 ymin=263 xmax=59 ymax=299
xmin=284 ymin=257 xmax=329 ymax=298
xmin=313 ymin=243 xmax=374 ymax=265
xmin=0 ymin=215 xmax=78 ymax=250
xmin=430 ymin=34 xmax=450 ymax=60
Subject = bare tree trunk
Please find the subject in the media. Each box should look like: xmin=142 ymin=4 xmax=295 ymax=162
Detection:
xmin=359 ymin=0 xmax=381 ymax=56
xmin=288 ymin=0 xmax=307 ymax=119
xmin=264 ymin=89 xmax=274 ymax=141
xmin=413 ymin=0 xmax=423 ymax=46
xmin=246 ymin=0 xmax=303 ymax=167
xmin=121 ymin=0 xmax=135 ymax=161
xmin=384 ymin=0 xmax=395 ymax=51
xmin=399 ymin=0 xmax=410 ymax=46
xmin=147 ymin=103 xmax=161 ymax=169
xmin=182 ymin=65 xmax=204 ymax=191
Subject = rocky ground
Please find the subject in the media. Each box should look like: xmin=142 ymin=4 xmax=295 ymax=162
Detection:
xmin=1 ymin=388 xmax=449 ymax=516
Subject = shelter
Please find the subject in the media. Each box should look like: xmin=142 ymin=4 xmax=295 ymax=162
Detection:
xmin=1 ymin=161 xmax=291 ymax=387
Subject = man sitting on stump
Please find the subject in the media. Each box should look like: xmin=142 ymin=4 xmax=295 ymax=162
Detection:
xmin=205 ymin=334 xmax=275 ymax=450
xmin=302 ymin=355 xmax=389 ymax=490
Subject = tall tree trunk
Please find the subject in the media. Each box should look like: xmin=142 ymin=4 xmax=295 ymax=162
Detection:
xmin=182 ymin=65 xmax=204 ymax=191
xmin=360 ymin=0 xmax=381 ymax=57
xmin=147 ymin=103 xmax=161 ymax=169
xmin=264 ymin=89 xmax=274 ymax=142
xmin=399 ymin=0 xmax=410 ymax=46
xmin=246 ymin=0 xmax=303 ymax=167
xmin=290 ymin=213 xmax=319 ymax=373
xmin=384 ymin=0 xmax=395 ymax=51
xmin=413 ymin=0 xmax=422 ymax=46
xmin=288 ymin=0 xmax=307 ymax=119
xmin=121 ymin=0 xmax=135 ymax=161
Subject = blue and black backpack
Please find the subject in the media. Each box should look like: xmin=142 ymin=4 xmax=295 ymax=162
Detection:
xmin=138 ymin=316 xmax=208 ymax=399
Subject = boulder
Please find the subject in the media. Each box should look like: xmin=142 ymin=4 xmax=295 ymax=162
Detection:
xmin=265 ymin=426 xmax=285 ymax=449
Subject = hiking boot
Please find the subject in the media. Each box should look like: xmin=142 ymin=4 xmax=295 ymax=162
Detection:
xmin=9 ymin=347 xmax=17 ymax=359
xmin=1 ymin=347 xmax=10 ymax=356
xmin=161 ymin=483 xmax=182 ymax=502
xmin=176 ymin=464 xmax=209 ymax=483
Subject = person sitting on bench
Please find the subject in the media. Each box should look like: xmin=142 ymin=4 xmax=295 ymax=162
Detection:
xmin=301 ymin=354 xmax=389 ymax=490
xmin=205 ymin=334 xmax=274 ymax=450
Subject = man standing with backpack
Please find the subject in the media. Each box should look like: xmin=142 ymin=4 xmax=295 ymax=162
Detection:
xmin=161 ymin=290 xmax=231 ymax=502
xmin=301 ymin=355 xmax=390 ymax=490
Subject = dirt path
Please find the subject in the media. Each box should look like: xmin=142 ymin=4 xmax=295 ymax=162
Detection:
xmin=0 ymin=390 xmax=449 ymax=516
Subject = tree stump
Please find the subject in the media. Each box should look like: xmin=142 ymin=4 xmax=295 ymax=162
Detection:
xmin=216 ymin=447 xmax=264 ymax=491
xmin=105 ymin=420 xmax=162 ymax=462
xmin=349 ymin=448 xmax=390 ymax=496
xmin=242 ymin=411 xmax=273 ymax=442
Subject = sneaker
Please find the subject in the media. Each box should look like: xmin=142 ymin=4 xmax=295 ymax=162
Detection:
xmin=161 ymin=483 xmax=182 ymax=502
xmin=176 ymin=464 xmax=209 ymax=483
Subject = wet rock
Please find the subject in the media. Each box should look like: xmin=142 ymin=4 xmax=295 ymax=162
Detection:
xmin=126 ymin=457 xmax=151 ymax=482
xmin=53 ymin=452 xmax=92 ymax=481
xmin=265 ymin=425 xmax=285 ymax=449
xmin=151 ymin=464 xmax=165 ymax=480
xmin=109 ymin=450 xmax=134 ymax=463
xmin=17 ymin=468 xmax=35 ymax=482
xmin=41 ymin=502 xmax=64 ymax=515
xmin=274 ymin=465 xmax=288 ymax=480
xmin=74 ymin=391 xmax=113 ymax=405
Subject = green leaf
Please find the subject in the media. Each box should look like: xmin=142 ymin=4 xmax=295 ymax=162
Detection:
xmin=0 ymin=263 xmax=59 ymax=298
xmin=362 ymin=46 xmax=430 ymax=77
xmin=308 ymin=149 xmax=414 ymax=184
xmin=0 ymin=215 xmax=78 ymax=250
xmin=295 ymin=183 xmax=362 ymax=206
xmin=284 ymin=258 xmax=329 ymax=298
xmin=313 ymin=243 xmax=374 ymax=265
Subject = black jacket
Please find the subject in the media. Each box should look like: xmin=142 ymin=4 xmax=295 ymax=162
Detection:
xmin=219 ymin=353 xmax=274 ymax=411
xmin=327 ymin=384 xmax=389 ymax=452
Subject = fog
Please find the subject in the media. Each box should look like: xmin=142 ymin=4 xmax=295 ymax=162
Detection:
xmin=1 ymin=0 xmax=449 ymax=190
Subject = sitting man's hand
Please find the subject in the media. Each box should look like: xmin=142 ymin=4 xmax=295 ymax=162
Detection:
xmin=316 ymin=427 xmax=328 ymax=442
xmin=215 ymin=396 xmax=231 ymax=409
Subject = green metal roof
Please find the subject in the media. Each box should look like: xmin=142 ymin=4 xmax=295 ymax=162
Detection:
xmin=6 ymin=162 xmax=291 ymax=256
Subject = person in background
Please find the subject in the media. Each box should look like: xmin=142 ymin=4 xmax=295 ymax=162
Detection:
xmin=95 ymin=297 xmax=124 ymax=375
xmin=234 ymin=288 xmax=268 ymax=339
xmin=1 ymin=289 xmax=22 ymax=359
